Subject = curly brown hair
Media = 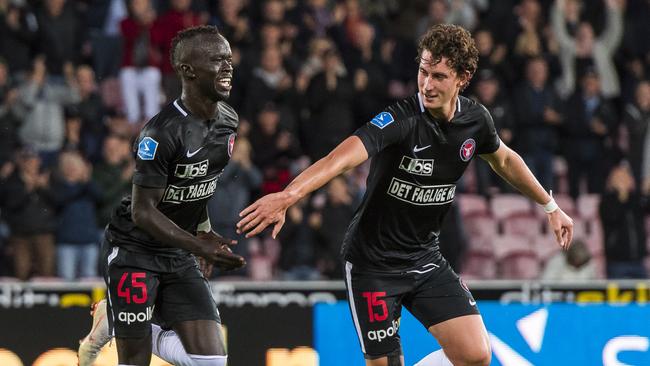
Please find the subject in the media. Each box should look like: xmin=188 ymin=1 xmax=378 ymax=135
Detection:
xmin=417 ymin=24 xmax=479 ymax=81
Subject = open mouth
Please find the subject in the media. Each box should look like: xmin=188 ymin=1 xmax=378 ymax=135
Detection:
xmin=217 ymin=76 xmax=232 ymax=90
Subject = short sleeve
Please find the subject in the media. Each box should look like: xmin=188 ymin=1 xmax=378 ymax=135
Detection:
xmin=476 ymin=105 xmax=501 ymax=155
xmin=132 ymin=127 xmax=178 ymax=188
xmin=353 ymin=111 xmax=406 ymax=157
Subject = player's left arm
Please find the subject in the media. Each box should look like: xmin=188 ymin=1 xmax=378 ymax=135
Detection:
xmin=480 ymin=143 xmax=573 ymax=249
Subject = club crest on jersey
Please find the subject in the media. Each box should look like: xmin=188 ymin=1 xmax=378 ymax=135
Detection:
xmin=228 ymin=133 xmax=236 ymax=157
xmin=370 ymin=112 xmax=394 ymax=129
xmin=459 ymin=138 xmax=476 ymax=162
xmin=137 ymin=137 xmax=158 ymax=160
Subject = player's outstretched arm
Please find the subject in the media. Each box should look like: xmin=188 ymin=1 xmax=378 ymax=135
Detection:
xmin=480 ymin=143 xmax=573 ymax=249
xmin=132 ymin=185 xmax=245 ymax=270
xmin=237 ymin=136 xmax=369 ymax=238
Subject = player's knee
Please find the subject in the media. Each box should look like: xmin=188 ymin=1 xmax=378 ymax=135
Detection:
xmin=188 ymin=354 xmax=227 ymax=366
xmin=455 ymin=345 xmax=491 ymax=366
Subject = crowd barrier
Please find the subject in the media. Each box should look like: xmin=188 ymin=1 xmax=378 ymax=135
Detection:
xmin=0 ymin=280 xmax=648 ymax=365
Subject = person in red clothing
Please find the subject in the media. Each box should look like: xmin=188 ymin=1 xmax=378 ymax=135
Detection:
xmin=152 ymin=0 xmax=204 ymax=101
xmin=119 ymin=0 xmax=162 ymax=126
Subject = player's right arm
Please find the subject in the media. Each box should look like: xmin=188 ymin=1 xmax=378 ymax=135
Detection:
xmin=131 ymin=185 xmax=245 ymax=270
xmin=237 ymin=136 xmax=368 ymax=238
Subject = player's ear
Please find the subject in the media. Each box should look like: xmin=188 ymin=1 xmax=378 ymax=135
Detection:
xmin=180 ymin=63 xmax=196 ymax=79
xmin=458 ymin=71 xmax=472 ymax=89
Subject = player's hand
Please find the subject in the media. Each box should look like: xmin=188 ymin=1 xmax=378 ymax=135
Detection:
xmin=196 ymin=256 xmax=214 ymax=278
xmin=196 ymin=231 xmax=246 ymax=271
xmin=237 ymin=191 xmax=294 ymax=239
xmin=547 ymin=208 xmax=573 ymax=250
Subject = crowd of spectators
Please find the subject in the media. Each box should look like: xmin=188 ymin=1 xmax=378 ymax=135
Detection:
xmin=0 ymin=0 xmax=648 ymax=281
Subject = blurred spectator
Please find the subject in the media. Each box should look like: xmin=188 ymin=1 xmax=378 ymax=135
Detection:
xmin=249 ymin=103 xmax=302 ymax=194
xmin=0 ymin=60 xmax=21 ymax=166
xmin=471 ymin=28 xmax=511 ymax=91
xmin=74 ymin=65 xmax=108 ymax=162
xmin=211 ymin=0 xmax=252 ymax=47
xmin=347 ymin=22 xmax=389 ymax=123
xmin=551 ymin=0 xmax=624 ymax=99
xmin=243 ymin=46 xmax=296 ymax=123
xmin=416 ymin=0 xmax=480 ymax=37
xmin=513 ymin=57 xmax=563 ymax=191
xmin=3 ymin=147 xmax=56 ymax=280
xmin=622 ymin=81 xmax=650 ymax=188
xmin=303 ymin=48 xmax=355 ymax=161
xmin=16 ymin=56 xmax=80 ymax=168
xmin=644 ymin=125 xmax=650 ymax=196
xmin=541 ymin=238 xmax=596 ymax=280
xmin=51 ymin=151 xmax=101 ymax=280
xmin=62 ymin=106 xmax=83 ymax=152
xmin=600 ymin=162 xmax=647 ymax=279
xmin=312 ymin=176 xmax=355 ymax=279
xmin=562 ymin=69 xmax=618 ymax=198
xmin=207 ymin=138 xmax=263 ymax=274
xmin=277 ymin=195 xmax=320 ymax=280
xmin=119 ymin=0 xmax=162 ymax=125
xmin=85 ymin=0 xmax=127 ymax=79
xmin=36 ymin=0 xmax=84 ymax=77
xmin=93 ymin=134 xmax=133 ymax=233
xmin=151 ymin=0 xmax=204 ymax=101
xmin=0 ymin=0 xmax=38 ymax=78
xmin=471 ymin=69 xmax=515 ymax=195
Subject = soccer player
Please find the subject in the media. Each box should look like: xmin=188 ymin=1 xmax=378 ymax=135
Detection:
xmin=237 ymin=24 xmax=574 ymax=366
xmin=88 ymin=25 xmax=245 ymax=366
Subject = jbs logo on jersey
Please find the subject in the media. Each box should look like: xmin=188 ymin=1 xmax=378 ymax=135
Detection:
xmin=399 ymin=156 xmax=433 ymax=176
xmin=387 ymin=177 xmax=455 ymax=206
xmin=163 ymin=176 xmax=218 ymax=203
xmin=175 ymin=159 xmax=209 ymax=179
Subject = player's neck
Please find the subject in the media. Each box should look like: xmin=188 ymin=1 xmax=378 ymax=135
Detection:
xmin=427 ymin=94 xmax=459 ymax=122
xmin=180 ymin=92 xmax=219 ymax=120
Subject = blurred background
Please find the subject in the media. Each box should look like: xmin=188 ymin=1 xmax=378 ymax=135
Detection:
xmin=0 ymin=0 xmax=649 ymax=365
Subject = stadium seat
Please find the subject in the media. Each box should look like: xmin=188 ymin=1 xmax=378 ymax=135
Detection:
xmin=493 ymin=234 xmax=534 ymax=260
xmin=532 ymin=233 xmax=562 ymax=265
xmin=577 ymin=194 xmax=600 ymax=220
xmin=502 ymin=212 xmax=542 ymax=238
xmin=490 ymin=194 xmax=533 ymax=221
xmin=461 ymin=247 xmax=497 ymax=279
xmin=499 ymin=251 xmax=540 ymax=279
xmin=463 ymin=212 xmax=498 ymax=240
xmin=457 ymin=194 xmax=490 ymax=217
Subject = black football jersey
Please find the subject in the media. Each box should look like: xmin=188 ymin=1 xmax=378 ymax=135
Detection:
xmin=343 ymin=93 xmax=500 ymax=271
xmin=106 ymin=99 xmax=238 ymax=256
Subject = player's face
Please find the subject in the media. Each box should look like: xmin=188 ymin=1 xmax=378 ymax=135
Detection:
xmin=417 ymin=51 xmax=464 ymax=112
xmin=193 ymin=36 xmax=234 ymax=101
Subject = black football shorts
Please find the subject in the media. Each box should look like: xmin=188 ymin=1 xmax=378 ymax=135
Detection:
xmin=343 ymin=258 xmax=479 ymax=359
xmin=101 ymin=238 xmax=220 ymax=338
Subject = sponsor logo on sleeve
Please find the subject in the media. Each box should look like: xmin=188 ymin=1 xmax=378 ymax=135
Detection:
xmin=459 ymin=138 xmax=476 ymax=162
xmin=399 ymin=156 xmax=434 ymax=176
xmin=137 ymin=137 xmax=158 ymax=160
xmin=386 ymin=177 xmax=455 ymax=205
xmin=370 ymin=112 xmax=395 ymax=129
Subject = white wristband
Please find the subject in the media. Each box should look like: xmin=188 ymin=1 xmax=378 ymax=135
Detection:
xmin=542 ymin=190 xmax=559 ymax=213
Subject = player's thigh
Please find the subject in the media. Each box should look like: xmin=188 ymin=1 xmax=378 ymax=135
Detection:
xmin=157 ymin=263 xmax=223 ymax=354
xmin=344 ymin=262 xmax=411 ymax=360
xmin=173 ymin=319 xmax=226 ymax=355
xmin=104 ymin=247 xmax=160 ymax=361
xmin=407 ymin=263 xmax=489 ymax=365
xmin=428 ymin=314 xmax=490 ymax=366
